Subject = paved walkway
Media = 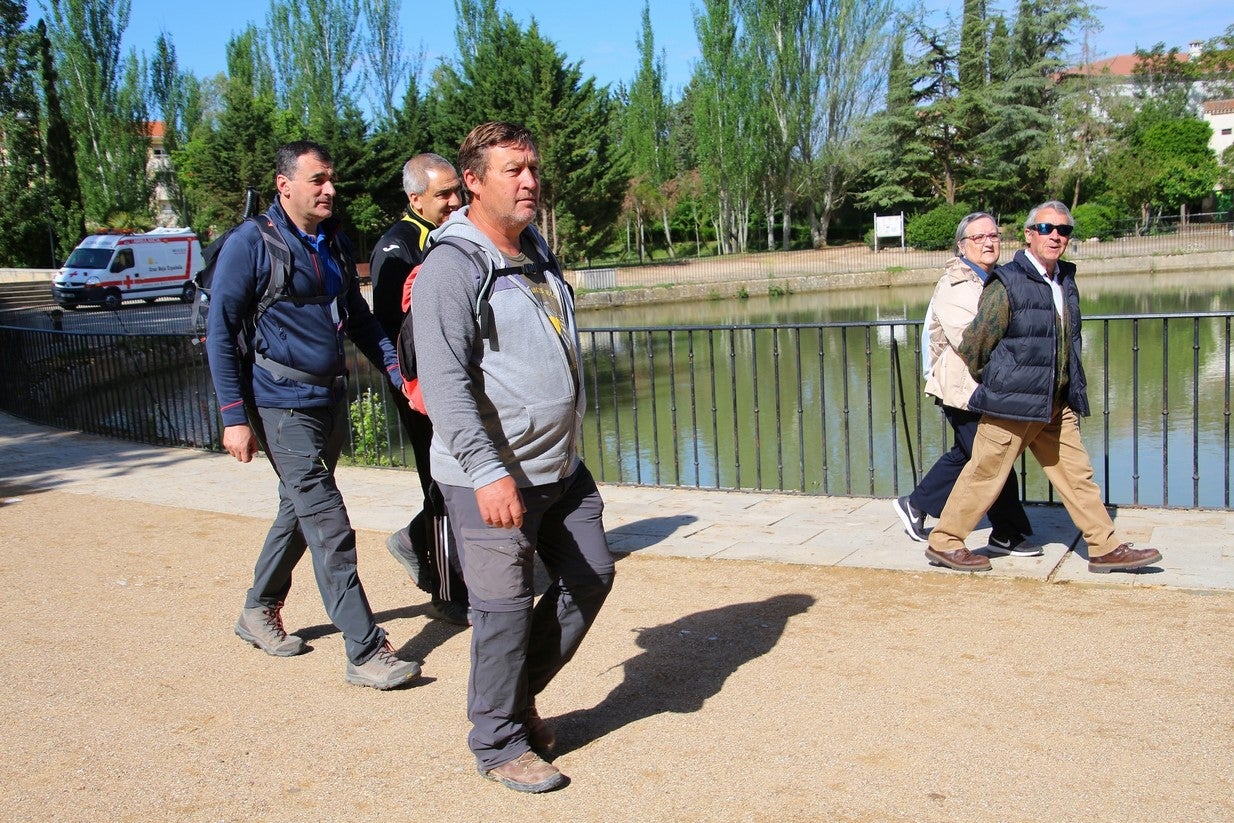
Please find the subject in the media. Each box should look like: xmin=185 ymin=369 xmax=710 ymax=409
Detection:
xmin=2 ymin=411 xmax=1230 ymax=590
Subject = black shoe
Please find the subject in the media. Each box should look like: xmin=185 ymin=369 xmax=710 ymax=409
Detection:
xmin=386 ymin=528 xmax=433 ymax=593
xmin=893 ymin=495 xmax=928 ymax=542
xmin=987 ymin=532 xmax=1043 ymax=557
xmin=426 ymin=598 xmax=472 ymax=626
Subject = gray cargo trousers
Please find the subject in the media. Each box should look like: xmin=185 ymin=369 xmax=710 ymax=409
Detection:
xmin=245 ymin=403 xmax=386 ymax=665
xmin=440 ymin=463 xmax=615 ymax=770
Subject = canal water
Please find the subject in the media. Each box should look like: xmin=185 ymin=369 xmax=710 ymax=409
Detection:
xmin=571 ymin=268 xmax=1234 ymax=508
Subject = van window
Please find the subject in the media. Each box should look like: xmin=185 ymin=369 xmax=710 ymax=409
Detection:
xmin=65 ymin=248 xmax=113 ymax=269
xmin=110 ymin=249 xmax=135 ymax=273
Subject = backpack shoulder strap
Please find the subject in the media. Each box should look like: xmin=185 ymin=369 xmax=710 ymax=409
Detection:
xmin=250 ymin=215 xmax=293 ymax=319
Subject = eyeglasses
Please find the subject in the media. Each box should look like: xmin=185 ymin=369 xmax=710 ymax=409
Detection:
xmin=1027 ymin=222 xmax=1074 ymax=237
xmin=963 ymin=232 xmax=1001 ymax=243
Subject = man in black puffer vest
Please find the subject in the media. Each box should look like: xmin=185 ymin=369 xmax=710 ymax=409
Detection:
xmin=924 ymin=200 xmax=1163 ymax=574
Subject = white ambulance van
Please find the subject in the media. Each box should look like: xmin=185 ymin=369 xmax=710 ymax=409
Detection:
xmin=52 ymin=227 xmax=204 ymax=310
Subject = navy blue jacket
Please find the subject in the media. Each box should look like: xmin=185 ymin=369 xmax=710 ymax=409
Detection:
xmin=968 ymin=250 xmax=1089 ymax=422
xmin=207 ymin=200 xmax=402 ymax=427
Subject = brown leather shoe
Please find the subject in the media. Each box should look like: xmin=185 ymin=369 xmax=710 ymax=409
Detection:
xmin=925 ymin=546 xmax=992 ymax=571
xmin=480 ymin=750 xmax=565 ymax=793
xmin=1089 ymin=543 xmax=1162 ymax=573
xmin=525 ymin=700 xmax=556 ymax=752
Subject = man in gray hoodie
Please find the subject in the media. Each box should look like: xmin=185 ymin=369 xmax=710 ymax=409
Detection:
xmin=411 ymin=122 xmax=615 ymax=794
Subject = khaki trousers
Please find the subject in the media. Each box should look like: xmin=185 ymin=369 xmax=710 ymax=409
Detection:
xmin=928 ymin=405 xmax=1121 ymax=558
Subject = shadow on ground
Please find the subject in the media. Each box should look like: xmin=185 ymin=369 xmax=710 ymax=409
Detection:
xmin=551 ymin=592 xmax=815 ymax=756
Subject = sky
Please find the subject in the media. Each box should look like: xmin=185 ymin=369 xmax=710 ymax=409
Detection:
xmin=84 ymin=0 xmax=1233 ymax=103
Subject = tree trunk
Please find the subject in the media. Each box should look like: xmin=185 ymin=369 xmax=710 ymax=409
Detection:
xmin=660 ymin=204 xmax=675 ymax=258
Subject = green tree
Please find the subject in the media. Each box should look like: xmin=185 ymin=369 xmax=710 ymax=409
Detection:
xmin=267 ymin=0 xmax=361 ymax=135
xmin=803 ymin=0 xmax=895 ymax=247
xmin=45 ymin=0 xmax=151 ymax=225
xmin=35 ymin=17 xmax=85 ymax=262
xmin=1099 ymin=115 xmax=1219 ymax=230
xmin=692 ymin=0 xmax=761 ymax=253
xmin=430 ymin=0 xmax=626 ymax=261
xmin=176 ymin=28 xmax=289 ymax=236
xmin=621 ymin=2 xmax=676 ymax=260
xmin=856 ymin=23 xmax=933 ymax=213
xmin=360 ymin=0 xmax=412 ymax=119
xmin=967 ymin=0 xmax=1094 ymax=214
xmin=0 ymin=0 xmax=55 ymax=267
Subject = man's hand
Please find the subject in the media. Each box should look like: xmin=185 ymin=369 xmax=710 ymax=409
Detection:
xmin=475 ymin=475 xmax=525 ymax=529
xmin=222 ymin=424 xmax=260 ymax=463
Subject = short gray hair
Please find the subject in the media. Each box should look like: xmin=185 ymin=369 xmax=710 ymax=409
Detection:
xmin=954 ymin=211 xmax=997 ymax=257
xmin=1025 ymin=200 xmax=1073 ymax=229
xmin=402 ymin=153 xmax=457 ymax=197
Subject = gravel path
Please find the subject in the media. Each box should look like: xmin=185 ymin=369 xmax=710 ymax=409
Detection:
xmin=2 ymin=488 xmax=1232 ymax=822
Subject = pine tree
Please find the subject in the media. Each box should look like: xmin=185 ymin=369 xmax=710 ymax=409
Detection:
xmin=429 ymin=0 xmax=626 ymax=260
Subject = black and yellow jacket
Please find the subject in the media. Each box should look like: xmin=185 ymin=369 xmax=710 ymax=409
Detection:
xmin=369 ymin=207 xmax=436 ymax=342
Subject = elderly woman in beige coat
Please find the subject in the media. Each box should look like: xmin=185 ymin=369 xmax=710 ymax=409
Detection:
xmin=893 ymin=212 xmax=1034 ymax=553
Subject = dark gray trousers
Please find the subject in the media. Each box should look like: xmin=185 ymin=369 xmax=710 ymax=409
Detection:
xmin=440 ymin=464 xmax=615 ymax=770
xmin=246 ymin=404 xmax=385 ymax=665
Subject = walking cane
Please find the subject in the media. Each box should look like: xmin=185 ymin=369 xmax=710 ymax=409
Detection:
xmin=890 ymin=334 xmax=919 ymax=486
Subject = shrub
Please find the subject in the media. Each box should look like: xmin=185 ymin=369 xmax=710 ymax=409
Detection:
xmin=348 ymin=388 xmax=391 ymax=466
xmin=1070 ymin=203 xmax=1119 ymax=241
xmin=905 ymin=203 xmax=974 ymax=251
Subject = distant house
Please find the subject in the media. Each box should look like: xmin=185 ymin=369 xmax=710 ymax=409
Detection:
xmin=1063 ymin=42 xmax=1232 ymax=168
xmin=1202 ymin=98 xmax=1234 ymax=159
xmin=1060 ymin=42 xmax=1215 ymax=108
xmin=144 ymin=121 xmax=178 ymax=227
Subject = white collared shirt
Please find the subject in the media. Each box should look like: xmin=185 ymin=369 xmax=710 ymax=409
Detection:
xmin=1025 ymin=251 xmax=1064 ymax=320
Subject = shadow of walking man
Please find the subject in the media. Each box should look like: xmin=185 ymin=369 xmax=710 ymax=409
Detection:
xmin=552 ymin=592 xmax=815 ymax=756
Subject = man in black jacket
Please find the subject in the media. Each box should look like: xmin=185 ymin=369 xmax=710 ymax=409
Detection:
xmin=924 ymin=200 xmax=1163 ymax=575
xmin=369 ymin=153 xmax=470 ymax=624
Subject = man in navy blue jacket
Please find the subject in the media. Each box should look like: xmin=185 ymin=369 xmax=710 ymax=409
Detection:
xmin=207 ymin=141 xmax=420 ymax=690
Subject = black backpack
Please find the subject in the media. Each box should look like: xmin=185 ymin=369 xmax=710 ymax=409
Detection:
xmin=193 ymin=197 xmax=353 ymax=388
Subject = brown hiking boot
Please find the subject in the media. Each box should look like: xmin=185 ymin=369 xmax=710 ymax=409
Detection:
xmin=525 ymin=699 xmax=556 ymax=752
xmin=480 ymin=750 xmax=565 ymax=793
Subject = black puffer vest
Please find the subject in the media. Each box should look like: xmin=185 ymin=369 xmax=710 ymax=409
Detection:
xmin=968 ymin=250 xmax=1089 ymax=422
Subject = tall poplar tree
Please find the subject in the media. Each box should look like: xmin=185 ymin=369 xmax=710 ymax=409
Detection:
xmin=45 ymin=0 xmax=151 ymax=225
xmin=621 ymin=2 xmax=676 ymax=260
xmin=36 ymin=17 xmax=85 ymax=261
xmin=692 ymin=0 xmax=761 ymax=253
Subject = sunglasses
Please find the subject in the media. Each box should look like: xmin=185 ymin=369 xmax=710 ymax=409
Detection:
xmin=1027 ymin=222 xmax=1074 ymax=237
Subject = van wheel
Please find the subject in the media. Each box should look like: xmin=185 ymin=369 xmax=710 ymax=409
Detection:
xmin=103 ymin=289 xmax=123 ymax=311
xmin=180 ymin=282 xmax=196 ymax=303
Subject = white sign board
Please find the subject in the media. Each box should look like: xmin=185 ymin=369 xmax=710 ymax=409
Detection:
xmin=874 ymin=214 xmax=904 ymax=238
xmin=873 ymin=212 xmax=906 ymax=252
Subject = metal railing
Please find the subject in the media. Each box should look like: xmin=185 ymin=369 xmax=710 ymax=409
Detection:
xmin=1 ymin=312 xmax=1230 ymax=509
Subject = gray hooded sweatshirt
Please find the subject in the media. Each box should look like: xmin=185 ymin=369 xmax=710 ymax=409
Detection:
xmin=410 ymin=206 xmax=584 ymax=490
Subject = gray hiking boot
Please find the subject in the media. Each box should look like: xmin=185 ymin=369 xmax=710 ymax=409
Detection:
xmin=345 ymin=641 xmax=421 ymax=690
xmin=235 ymin=602 xmax=306 ymax=657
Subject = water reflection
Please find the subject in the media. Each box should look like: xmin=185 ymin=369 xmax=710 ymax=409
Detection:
xmin=579 ymin=268 xmax=1234 ymax=327
xmin=576 ymin=269 xmax=1234 ymax=508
